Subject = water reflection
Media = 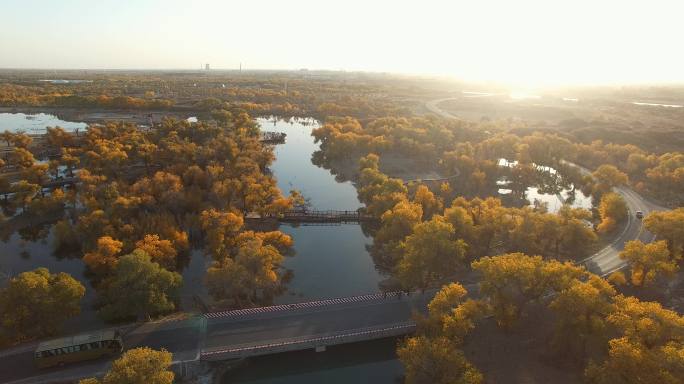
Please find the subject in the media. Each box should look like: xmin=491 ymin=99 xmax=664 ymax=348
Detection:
xmin=182 ymin=117 xmax=384 ymax=306
xmin=0 ymin=115 xmax=385 ymax=339
xmin=224 ymin=338 xmax=403 ymax=384
xmin=0 ymin=112 xmax=87 ymax=134
xmin=497 ymin=158 xmax=592 ymax=212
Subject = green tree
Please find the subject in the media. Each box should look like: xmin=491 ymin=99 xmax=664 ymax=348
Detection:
xmin=0 ymin=268 xmax=85 ymax=340
xmin=99 ymin=251 xmax=182 ymax=321
xmin=206 ymin=236 xmax=284 ymax=306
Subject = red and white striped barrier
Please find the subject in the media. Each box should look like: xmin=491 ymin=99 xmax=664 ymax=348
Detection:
xmin=204 ymin=291 xmax=407 ymax=319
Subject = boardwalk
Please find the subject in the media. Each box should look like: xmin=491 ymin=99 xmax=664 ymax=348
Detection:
xmin=0 ymin=176 xmax=79 ymax=195
xmin=402 ymin=173 xmax=460 ymax=185
xmin=259 ymin=131 xmax=287 ymax=144
xmin=277 ymin=209 xmax=375 ymax=223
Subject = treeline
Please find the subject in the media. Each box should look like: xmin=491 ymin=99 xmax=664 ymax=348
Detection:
xmin=313 ymin=116 xmax=487 ymax=168
xmin=313 ymin=116 xmax=684 ymax=206
xmin=574 ymin=140 xmax=684 ymax=206
xmin=0 ymin=84 xmax=174 ymax=110
xmin=0 ymin=73 xmax=414 ymax=120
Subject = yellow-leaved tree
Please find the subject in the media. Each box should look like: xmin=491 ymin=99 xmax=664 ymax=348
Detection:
xmin=79 ymin=347 xmax=174 ymax=384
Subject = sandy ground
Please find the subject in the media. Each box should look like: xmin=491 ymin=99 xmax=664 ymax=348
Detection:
xmin=463 ymin=309 xmax=583 ymax=384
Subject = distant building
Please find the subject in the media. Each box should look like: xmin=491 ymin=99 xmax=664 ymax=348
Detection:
xmin=205 ymin=63 xmax=210 ymax=70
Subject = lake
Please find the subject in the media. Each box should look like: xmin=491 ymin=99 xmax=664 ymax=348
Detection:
xmin=497 ymin=158 xmax=593 ymax=213
xmin=0 ymin=112 xmax=87 ymax=134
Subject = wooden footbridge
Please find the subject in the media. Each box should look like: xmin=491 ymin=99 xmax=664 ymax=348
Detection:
xmin=245 ymin=209 xmax=376 ymax=224
xmin=259 ymin=131 xmax=287 ymax=144
xmin=401 ymin=172 xmax=460 ymax=185
xmin=0 ymin=176 xmax=79 ymax=195
xmin=279 ymin=209 xmax=374 ymax=223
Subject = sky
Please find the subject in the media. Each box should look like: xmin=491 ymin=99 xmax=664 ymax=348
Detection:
xmin=2 ymin=0 xmax=683 ymax=86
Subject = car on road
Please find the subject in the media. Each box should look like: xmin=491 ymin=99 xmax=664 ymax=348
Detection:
xmin=635 ymin=210 xmax=644 ymax=219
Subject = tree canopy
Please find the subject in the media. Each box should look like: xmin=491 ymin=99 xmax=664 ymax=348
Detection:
xmin=79 ymin=347 xmax=174 ymax=384
xmin=0 ymin=268 xmax=85 ymax=341
xmin=98 ymin=251 xmax=182 ymax=321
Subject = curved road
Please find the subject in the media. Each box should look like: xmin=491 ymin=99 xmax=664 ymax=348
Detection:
xmin=425 ymin=97 xmax=460 ymax=119
xmin=426 ymin=98 xmax=669 ymax=276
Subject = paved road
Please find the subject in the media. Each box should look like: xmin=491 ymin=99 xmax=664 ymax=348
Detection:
xmin=0 ymin=293 xmax=432 ymax=384
xmin=425 ymin=97 xmax=460 ymax=119
xmin=0 ymin=318 xmax=203 ymax=384
xmin=571 ymin=171 xmax=667 ymax=276
xmin=427 ymin=98 xmax=670 ymax=276
xmin=203 ymin=293 xmax=431 ymax=358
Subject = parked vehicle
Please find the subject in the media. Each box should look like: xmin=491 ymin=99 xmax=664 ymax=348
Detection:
xmin=34 ymin=330 xmax=123 ymax=369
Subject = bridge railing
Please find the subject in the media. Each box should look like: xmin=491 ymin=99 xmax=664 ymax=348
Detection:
xmin=205 ymin=291 xmax=408 ymax=320
xmin=259 ymin=131 xmax=287 ymax=143
xmin=200 ymin=322 xmax=416 ymax=361
xmin=277 ymin=209 xmax=374 ymax=222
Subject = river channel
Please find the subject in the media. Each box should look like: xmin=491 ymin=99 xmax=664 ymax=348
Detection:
xmin=0 ymin=113 xmax=595 ymax=383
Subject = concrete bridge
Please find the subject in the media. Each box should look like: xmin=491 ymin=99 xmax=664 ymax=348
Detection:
xmin=0 ymin=291 xmax=433 ymax=384
xmin=200 ymin=291 xmax=428 ymax=361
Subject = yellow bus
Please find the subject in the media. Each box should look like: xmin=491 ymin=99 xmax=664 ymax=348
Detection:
xmin=34 ymin=330 xmax=123 ymax=368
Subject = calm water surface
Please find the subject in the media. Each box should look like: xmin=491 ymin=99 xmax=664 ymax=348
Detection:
xmin=0 ymin=112 xmax=87 ymax=134
xmin=497 ymin=158 xmax=592 ymax=213
xmin=1 ymin=115 xmax=397 ymax=381
xmin=186 ymin=117 xmax=384 ymax=303
xmin=260 ymin=117 xmax=383 ymax=301
xmin=220 ymin=118 xmax=397 ymax=383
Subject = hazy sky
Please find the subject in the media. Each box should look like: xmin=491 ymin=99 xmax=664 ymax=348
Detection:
xmin=2 ymin=0 xmax=683 ymax=86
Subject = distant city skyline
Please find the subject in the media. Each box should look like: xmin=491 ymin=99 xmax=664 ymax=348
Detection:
xmin=2 ymin=0 xmax=684 ymax=86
